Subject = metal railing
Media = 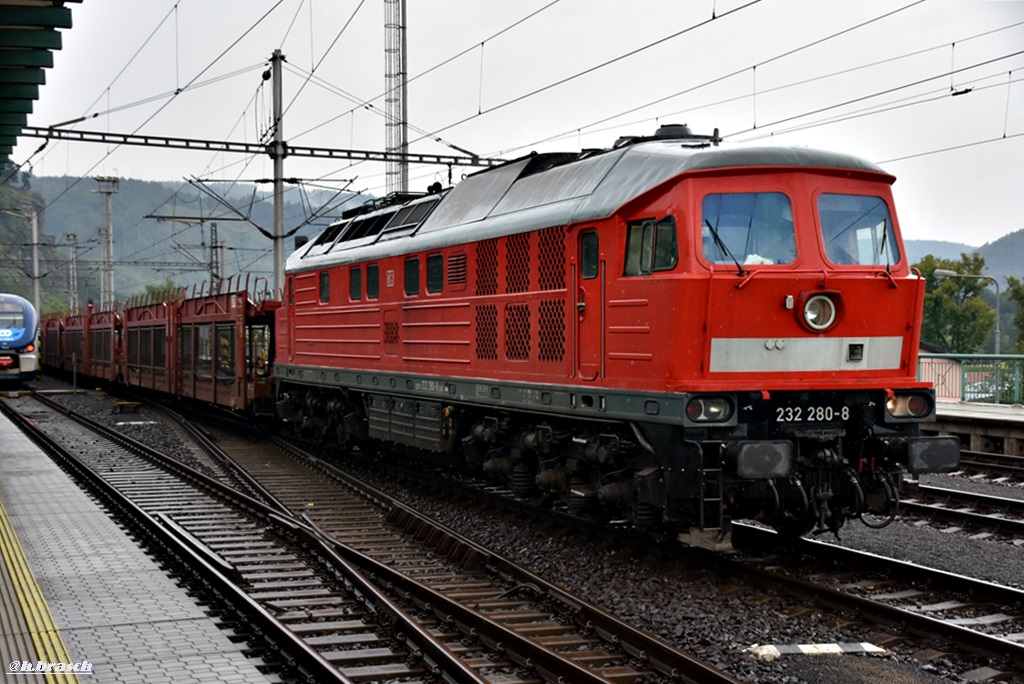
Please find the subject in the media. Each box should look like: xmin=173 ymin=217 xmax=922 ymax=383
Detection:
xmin=918 ymin=354 xmax=1024 ymax=405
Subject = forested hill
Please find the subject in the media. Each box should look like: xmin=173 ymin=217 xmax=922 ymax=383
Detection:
xmin=975 ymin=228 xmax=1024 ymax=284
xmin=25 ymin=175 xmax=356 ymax=308
xmin=904 ymin=230 xmax=1024 ymax=283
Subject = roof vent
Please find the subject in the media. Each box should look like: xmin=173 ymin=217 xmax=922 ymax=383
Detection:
xmin=654 ymin=123 xmax=694 ymax=139
xmin=614 ymin=125 xmax=721 ymax=149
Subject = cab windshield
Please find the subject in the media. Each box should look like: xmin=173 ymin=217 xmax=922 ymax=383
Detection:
xmin=818 ymin=193 xmax=900 ymax=266
xmin=701 ymin=192 xmax=796 ymax=266
xmin=0 ymin=302 xmax=26 ymax=329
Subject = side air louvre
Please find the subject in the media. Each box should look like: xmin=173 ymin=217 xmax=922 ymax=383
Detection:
xmin=505 ymin=302 xmax=531 ymax=360
xmin=477 ymin=239 xmax=498 ymax=296
xmin=506 ymin=233 xmax=530 ymax=293
xmin=539 ymin=299 xmax=565 ymax=362
xmin=475 ymin=305 xmax=498 ymax=360
xmin=473 ymin=229 xmax=566 ymax=363
xmin=448 ymin=253 xmax=467 ymax=285
xmin=384 ymin=321 xmax=399 ymax=345
xmin=538 ymin=226 xmax=565 ymax=291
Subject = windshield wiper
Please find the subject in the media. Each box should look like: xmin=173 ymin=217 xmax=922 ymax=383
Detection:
xmin=704 ymin=219 xmax=746 ymax=276
xmin=878 ymin=219 xmax=891 ymax=274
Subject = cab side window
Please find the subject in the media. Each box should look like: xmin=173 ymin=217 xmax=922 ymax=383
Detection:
xmin=581 ymin=231 xmax=599 ymax=279
xmin=367 ymin=264 xmax=379 ymax=299
xmin=624 ymin=216 xmax=678 ymax=275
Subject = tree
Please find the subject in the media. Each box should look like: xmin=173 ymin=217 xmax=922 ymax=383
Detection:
xmin=915 ymin=252 xmax=996 ymax=353
xmin=1008 ymin=276 xmax=1024 ymax=354
xmin=126 ymin=278 xmax=183 ymax=303
xmin=143 ymin=278 xmax=180 ymax=296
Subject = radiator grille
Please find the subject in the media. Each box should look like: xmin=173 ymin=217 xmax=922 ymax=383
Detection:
xmin=476 ymin=239 xmax=498 ymax=296
xmin=505 ymin=302 xmax=531 ymax=360
xmin=475 ymin=304 xmax=498 ymax=360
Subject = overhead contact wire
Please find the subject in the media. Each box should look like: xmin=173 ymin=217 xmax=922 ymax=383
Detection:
xmin=409 ymin=0 xmax=766 ymax=145
xmin=493 ymin=0 xmax=935 ymax=156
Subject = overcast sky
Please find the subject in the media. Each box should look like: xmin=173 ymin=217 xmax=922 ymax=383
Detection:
xmin=15 ymin=0 xmax=1024 ymax=247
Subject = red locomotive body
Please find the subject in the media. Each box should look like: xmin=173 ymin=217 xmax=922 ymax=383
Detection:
xmin=276 ymin=127 xmax=958 ymax=539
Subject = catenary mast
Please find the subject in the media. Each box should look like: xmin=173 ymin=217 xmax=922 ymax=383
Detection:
xmin=93 ymin=177 xmax=119 ymax=310
xmin=384 ymin=0 xmax=408 ymax=194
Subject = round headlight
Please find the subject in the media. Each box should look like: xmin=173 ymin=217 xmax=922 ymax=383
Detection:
xmin=885 ymin=394 xmax=932 ymax=418
xmin=803 ymin=295 xmax=836 ymax=331
xmin=686 ymin=397 xmax=733 ymax=423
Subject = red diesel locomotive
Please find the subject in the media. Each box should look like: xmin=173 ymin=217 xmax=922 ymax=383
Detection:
xmin=275 ymin=125 xmax=959 ymax=540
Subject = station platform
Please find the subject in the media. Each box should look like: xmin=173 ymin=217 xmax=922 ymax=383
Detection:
xmin=937 ymin=400 xmax=1024 ymax=423
xmin=933 ymin=401 xmax=1024 ymax=455
xmin=0 ymin=401 xmax=275 ymax=684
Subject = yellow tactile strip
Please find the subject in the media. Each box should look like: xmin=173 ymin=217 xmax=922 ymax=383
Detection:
xmin=0 ymin=497 xmax=79 ymax=684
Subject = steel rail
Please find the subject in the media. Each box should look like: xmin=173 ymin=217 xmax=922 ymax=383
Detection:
xmin=146 ymin=400 xmax=292 ymax=513
xmin=734 ymin=522 xmax=1024 ymax=667
xmin=900 ymin=484 xmax=1024 ymax=536
xmin=191 ymin=418 xmax=646 ymax=682
xmin=186 ymin=424 xmax=740 ymax=684
xmin=959 ymin=450 xmax=1024 ymax=478
xmin=302 ymin=513 xmax=615 ymax=684
xmin=30 ymin=392 xmax=731 ymax=683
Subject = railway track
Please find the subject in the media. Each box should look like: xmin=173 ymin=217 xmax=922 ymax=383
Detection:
xmin=325 ymin=443 xmax=1024 ymax=675
xmin=2 ymin=394 xmax=472 ymax=682
xmin=164 ymin=412 xmax=737 ymax=684
xmin=175 ymin=405 xmax=1024 ymax=676
xmin=4 ymin=392 xmax=736 ymax=684
xmin=958 ymin=449 xmax=1024 ymax=480
xmin=736 ymin=524 xmax=1024 ymax=669
xmin=900 ymin=483 xmax=1024 ymax=539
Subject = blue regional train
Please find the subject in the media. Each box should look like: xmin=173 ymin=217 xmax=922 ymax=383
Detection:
xmin=0 ymin=293 xmax=39 ymax=385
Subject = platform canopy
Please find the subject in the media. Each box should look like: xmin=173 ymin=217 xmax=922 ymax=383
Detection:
xmin=0 ymin=0 xmax=79 ymax=168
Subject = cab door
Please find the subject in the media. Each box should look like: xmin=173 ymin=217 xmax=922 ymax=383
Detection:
xmin=575 ymin=229 xmax=603 ymax=380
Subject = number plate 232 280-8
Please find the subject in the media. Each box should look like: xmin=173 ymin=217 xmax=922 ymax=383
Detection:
xmin=775 ymin=405 xmax=851 ymax=423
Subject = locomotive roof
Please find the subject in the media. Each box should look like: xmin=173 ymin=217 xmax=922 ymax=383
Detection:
xmin=287 ymin=142 xmax=889 ymax=273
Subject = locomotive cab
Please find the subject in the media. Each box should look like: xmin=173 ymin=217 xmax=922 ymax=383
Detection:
xmin=650 ymin=157 xmax=961 ymax=536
